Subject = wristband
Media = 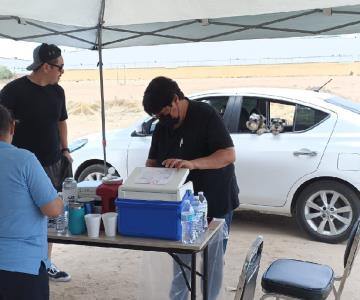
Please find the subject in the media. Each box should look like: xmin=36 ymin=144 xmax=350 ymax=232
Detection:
xmin=61 ymin=147 xmax=70 ymax=153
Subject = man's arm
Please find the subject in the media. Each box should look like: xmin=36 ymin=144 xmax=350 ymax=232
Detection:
xmin=58 ymin=120 xmax=72 ymax=162
xmin=40 ymin=197 xmax=64 ymax=217
xmin=162 ymin=147 xmax=235 ymax=170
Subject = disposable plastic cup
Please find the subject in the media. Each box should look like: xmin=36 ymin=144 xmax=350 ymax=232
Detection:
xmin=102 ymin=212 xmax=118 ymax=237
xmin=84 ymin=214 xmax=101 ymax=238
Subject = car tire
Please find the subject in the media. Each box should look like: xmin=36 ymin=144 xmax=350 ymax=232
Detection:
xmin=296 ymin=180 xmax=360 ymax=244
xmin=77 ymin=164 xmax=109 ymax=182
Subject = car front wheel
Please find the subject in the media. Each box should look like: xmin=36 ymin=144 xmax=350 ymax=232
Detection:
xmin=77 ymin=164 xmax=109 ymax=182
xmin=296 ymin=180 xmax=360 ymax=244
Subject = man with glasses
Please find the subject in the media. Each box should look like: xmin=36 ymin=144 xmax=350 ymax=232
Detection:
xmin=0 ymin=43 xmax=71 ymax=282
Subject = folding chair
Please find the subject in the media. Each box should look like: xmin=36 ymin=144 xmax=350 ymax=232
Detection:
xmin=233 ymin=236 xmax=264 ymax=300
xmin=260 ymin=218 xmax=360 ymax=300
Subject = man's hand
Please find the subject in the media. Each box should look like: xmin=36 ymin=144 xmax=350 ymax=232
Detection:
xmin=162 ymin=158 xmax=195 ymax=170
xmin=63 ymin=151 xmax=73 ymax=163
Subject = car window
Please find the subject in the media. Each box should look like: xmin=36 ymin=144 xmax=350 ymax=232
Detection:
xmin=270 ymin=101 xmax=296 ymax=132
xmin=238 ymin=97 xmax=326 ymax=134
xmin=294 ymin=105 xmax=328 ymax=132
xmin=145 ymin=96 xmax=229 ymax=135
xmin=198 ymin=96 xmax=229 ymax=117
xmin=238 ymin=97 xmax=267 ymax=133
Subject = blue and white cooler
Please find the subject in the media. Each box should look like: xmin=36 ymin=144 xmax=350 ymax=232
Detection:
xmin=116 ymin=167 xmax=193 ymax=240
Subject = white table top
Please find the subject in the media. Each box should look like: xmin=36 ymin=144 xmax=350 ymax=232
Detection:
xmin=48 ymin=219 xmax=224 ymax=253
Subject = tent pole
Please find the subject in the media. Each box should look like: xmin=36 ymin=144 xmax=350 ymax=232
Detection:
xmin=96 ymin=0 xmax=107 ymax=176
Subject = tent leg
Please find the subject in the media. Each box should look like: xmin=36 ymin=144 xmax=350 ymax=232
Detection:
xmin=98 ymin=44 xmax=107 ymax=176
xmin=96 ymin=0 xmax=107 ymax=177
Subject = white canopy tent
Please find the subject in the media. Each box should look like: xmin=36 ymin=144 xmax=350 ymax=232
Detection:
xmin=1 ymin=0 xmax=360 ymax=170
xmin=1 ymin=1 xmax=360 ymax=49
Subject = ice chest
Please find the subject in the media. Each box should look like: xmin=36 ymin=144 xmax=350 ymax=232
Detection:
xmin=116 ymin=167 xmax=193 ymax=240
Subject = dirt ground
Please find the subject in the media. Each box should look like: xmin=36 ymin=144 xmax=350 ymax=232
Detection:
xmin=1 ymin=69 xmax=359 ymax=299
xmin=49 ymin=212 xmax=359 ymax=299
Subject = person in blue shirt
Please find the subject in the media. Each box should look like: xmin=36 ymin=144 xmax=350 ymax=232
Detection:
xmin=0 ymin=104 xmax=63 ymax=300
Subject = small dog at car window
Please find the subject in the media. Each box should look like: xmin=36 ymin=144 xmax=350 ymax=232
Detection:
xmin=270 ymin=118 xmax=286 ymax=135
xmin=246 ymin=113 xmax=268 ymax=135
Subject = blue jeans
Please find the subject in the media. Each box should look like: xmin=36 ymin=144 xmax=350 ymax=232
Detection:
xmin=170 ymin=210 xmax=234 ymax=300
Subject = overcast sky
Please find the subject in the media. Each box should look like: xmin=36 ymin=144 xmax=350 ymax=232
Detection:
xmin=0 ymin=34 xmax=359 ymax=69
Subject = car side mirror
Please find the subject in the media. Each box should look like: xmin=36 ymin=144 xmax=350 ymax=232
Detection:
xmin=131 ymin=129 xmax=146 ymax=137
xmin=131 ymin=118 xmax=156 ymax=137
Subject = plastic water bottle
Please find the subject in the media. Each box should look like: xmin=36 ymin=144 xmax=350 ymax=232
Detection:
xmin=62 ymin=177 xmax=78 ymax=204
xmin=56 ymin=194 xmax=68 ymax=233
xmin=198 ymin=191 xmax=208 ymax=231
xmin=57 ymin=178 xmax=77 ymax=233
xmin=181 ymin=199 xmax=195 ymax=244
xmin=191 ymin=195 xmax=201 ymax=238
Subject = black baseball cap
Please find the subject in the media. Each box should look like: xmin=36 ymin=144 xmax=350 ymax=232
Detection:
xmin=26 ymin=43 xmax=62 ymax=71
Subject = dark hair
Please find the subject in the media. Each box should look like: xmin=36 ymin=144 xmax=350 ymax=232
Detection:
xmin=142 ymin=76 xmax=185 ymax=115
xmin=0 ymin=104 xmax=13 ymax=137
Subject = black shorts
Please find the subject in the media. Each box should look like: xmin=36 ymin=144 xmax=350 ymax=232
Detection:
xmin=43 ymin=155 xmax=73 ymax=192
xmin=0 ymin=262 xmax=49 ymax=300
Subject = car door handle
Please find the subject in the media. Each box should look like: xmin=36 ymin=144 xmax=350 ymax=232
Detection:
xmin=293 ymin=149 xmax=318 ymax=157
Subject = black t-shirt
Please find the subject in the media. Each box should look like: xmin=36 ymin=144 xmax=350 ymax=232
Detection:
xmin=0 ymin=76 xmax=67 ymax=166
xmin=148 ymin=100 xmax=239 ymax=218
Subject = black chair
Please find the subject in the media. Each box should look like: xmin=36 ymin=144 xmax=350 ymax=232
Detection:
xmin=233 ymin=236 xmax=264 ymax=300
xmin=260 ymin=218 xmax=360 ymax=300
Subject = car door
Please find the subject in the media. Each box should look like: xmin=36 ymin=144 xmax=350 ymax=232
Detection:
xmin=126 ymin=95 xmax=234 ymax=177
xmin=231 ymin=95 xmax=337 ymax=207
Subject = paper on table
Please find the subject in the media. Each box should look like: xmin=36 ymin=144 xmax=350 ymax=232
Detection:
xmin=134 ymin=168 xmax=175 ymax=185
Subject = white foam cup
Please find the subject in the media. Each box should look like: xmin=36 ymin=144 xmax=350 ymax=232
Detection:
xmin=84 ymin=214 xmax=101 ymax=237
xmin=102 ymin=212 xmax=118 ymax=237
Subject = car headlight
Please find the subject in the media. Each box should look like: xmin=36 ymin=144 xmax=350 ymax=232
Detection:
xmin=69 ymin=138 xmax=88 ymax=153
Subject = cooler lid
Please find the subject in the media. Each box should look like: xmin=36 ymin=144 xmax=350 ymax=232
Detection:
xmin=120 ymin=167 xmax=189 ymax=194
xmin=77 ymin=180 xmax=102 ymax=189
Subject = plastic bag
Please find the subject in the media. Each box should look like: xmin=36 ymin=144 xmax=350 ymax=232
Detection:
xmin=138 ymin=221 xmax=226 ymax=300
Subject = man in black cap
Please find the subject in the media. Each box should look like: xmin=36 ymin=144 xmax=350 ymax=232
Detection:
xmin=0 ymin=43 xmax=71 ymax=282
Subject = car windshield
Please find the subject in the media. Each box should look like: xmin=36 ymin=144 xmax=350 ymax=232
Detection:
xmin=325 ymin=97 xmax=360 ymax=115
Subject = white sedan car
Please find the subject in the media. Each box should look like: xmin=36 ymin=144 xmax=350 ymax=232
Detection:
xmin=70 ymin=88 xmax=360 ymax=243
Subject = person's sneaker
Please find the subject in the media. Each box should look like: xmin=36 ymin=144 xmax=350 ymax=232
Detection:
xmin=47 ymin=263 xmax=71 ymax=282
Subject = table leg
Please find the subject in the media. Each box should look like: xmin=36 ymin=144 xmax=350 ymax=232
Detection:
xmin=191 ymin=253 xmax=196 ymax=300
xmin=203 ymin=246 xmax=209 ymax=300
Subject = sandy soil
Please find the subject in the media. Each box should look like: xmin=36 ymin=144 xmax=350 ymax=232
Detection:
xmin=1 ymin=71 xmax=359 ymax=299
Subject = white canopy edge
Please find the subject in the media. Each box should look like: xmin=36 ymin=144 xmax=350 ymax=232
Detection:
xmin=1 ymin=3 xmax=360 ymax=49
xmin=1 ymin=0 xmax=360 ymax=27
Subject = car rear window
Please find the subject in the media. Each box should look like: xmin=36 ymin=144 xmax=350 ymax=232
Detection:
xmin=325 ymin=97 xmax=360 ymax=115
xmin=294 ymin=105 xmax=328 ymax=132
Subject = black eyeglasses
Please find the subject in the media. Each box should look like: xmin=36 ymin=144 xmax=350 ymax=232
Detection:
xmin=47 ymin=63 xmax=64 ymax=72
